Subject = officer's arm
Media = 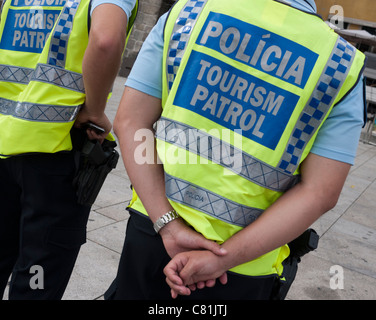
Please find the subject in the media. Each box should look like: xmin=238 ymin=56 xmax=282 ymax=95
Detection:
xmin=164 ymin=153 xmax=351 ymax=292
xmin=113 ymin=87 xmax=227 ymax=259
xmin=220 ymin=153 xmax=350 ymax=268
xmin=75 ymin=4 xmax=128 ymax=139
xmin=114 ymin=87 xmax=171 ymax=217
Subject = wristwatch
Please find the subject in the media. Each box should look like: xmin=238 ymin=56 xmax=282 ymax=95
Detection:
xmin=153 ymin=210 xmax=180 ymax=234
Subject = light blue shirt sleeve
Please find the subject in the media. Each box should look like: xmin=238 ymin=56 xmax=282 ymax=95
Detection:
xmin=90 ymin=0 xmax=136 ymax=19
xmin=280 ymin=0 xmax=317 ymax=12
xmin=125 ymin=13 xmax=167 ymax=98
xmin=125 ymin=3 xmax=366 ymax=165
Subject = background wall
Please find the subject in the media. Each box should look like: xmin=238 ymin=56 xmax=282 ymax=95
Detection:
xmin=120 ymin=0 xmax=175 ymax=76
xmin=315 ymin=0 xmax=376 ymax=23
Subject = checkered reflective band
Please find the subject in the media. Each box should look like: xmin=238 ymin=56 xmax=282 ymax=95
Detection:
xmin=165 ymin=173 xmax=263 ymax=228
xmin=0 ymin=64 xmax=34 ymax=85
xmin=0 ymin=97 xmax=80 ymax=122
xmin=0 ymin=63 xmax=85 ymax=92
xmin=32 ymin=63 xmax=84 ymax=92
xmin=156 ymin=117 xmax=300 ymax=192
xmin=278 ymin=36 xmax=356 ymax=174
xmin=48 ymin=0 xmax=82 ymax=68
xmin=166 ymin=0 xmax=208 ymax=91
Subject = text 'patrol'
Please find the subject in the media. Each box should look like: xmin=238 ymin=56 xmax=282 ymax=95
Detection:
xmin=174 ymin=51 xmax=300 ymax=150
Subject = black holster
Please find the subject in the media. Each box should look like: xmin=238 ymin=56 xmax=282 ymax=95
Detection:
xmin=271 ymin=228 xmax=319 ymax=300
xmin=71 ymin=127 xmax=119 ymax=207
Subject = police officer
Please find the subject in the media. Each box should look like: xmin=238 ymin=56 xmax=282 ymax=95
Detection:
xmin=108 ymin=0 xmax=366 ymax=299
xmin=0 ymin=0 xmax=137 ymax=299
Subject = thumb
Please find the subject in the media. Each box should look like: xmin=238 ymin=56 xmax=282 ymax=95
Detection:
xmin=195 ymin=236 xmax=227 ymax=256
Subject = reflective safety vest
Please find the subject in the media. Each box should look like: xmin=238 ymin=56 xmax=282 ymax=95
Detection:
xmin=129 ymin=0 xmax=365 ymax=277
xmin=0 ymin=0 xmax=138 ymax=158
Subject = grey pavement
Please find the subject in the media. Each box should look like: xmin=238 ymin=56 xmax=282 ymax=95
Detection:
xmin=4 ymin=76 xmax=376 ymax=300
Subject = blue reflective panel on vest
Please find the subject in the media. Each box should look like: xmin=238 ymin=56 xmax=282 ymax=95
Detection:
xmin=0 ymin=6 xmax=62 ymax=53
xmin=196 ymin=12 xmax=318 ymax=89
xmin=173 ymin=51 xmax=300 ymax=150
xmin=11 ymin=0 xmax=66 ymax=6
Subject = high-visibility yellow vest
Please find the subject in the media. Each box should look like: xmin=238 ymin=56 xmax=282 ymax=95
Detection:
xmin=129 ymin=0 xmax=365 ymax=278
xmin=0 ymin=0 xmax=138 ymax=158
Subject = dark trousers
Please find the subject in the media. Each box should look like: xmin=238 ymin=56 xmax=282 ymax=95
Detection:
xmin=105 ymin=212 xmax=278 ymax=300
xmin=0 ymin=152 xmax=90 ymax=300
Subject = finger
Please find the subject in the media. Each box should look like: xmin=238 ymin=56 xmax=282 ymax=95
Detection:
xmin=163 ymin=263 xmax=185 ymax=286
xmin=196 ymin=281 xmax=206 ymax=290
xmin=196 ymin=238 xmax=227 ymax=256
xmin=205 ymin=279 xmax=216 ymax=288
xmin=164 ymin=271 xmax=184 ymax=288
xmin=166 ymin=277 xmax=191 ymax=297
xmin=86 ymin=129 xmax=105 ymax=143
xmin=168 ymin=274 xmax=184 ymax=287
xmin=188 ymin=284 xmax=196 ymax=291
xmin=219 ymin=272 xmax=228 ymax=285
xmin=171 ymin=289 xmax=178 ymax=299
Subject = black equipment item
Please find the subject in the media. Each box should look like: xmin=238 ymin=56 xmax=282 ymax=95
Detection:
xmin=271 ymin=228 xmax=319 ymax=300
xmin=71 ymin=127 xmax=119 ymax=206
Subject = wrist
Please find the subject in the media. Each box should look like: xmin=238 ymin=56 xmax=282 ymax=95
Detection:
xmin=80 ymin=108 xmax=106 ymax=122
xmin=158 ymin=217 xmax=184 ymax=237
xmin=153 ymin=209 xmax=180 ymax=234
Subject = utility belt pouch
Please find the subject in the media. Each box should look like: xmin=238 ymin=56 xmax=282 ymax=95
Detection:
xmin=288 ymin=228 xmax=319 ymax=260
xmin=272 ymin=228 xmax=319 ymax=300
xmin=71 ymin=127 xmax=119 ymax=206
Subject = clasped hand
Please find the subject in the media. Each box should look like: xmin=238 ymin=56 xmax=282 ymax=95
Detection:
xmin=159 ymin=219 xmax=228 ymax=298
xmin=164 ymin=250 xmax=229 ymax=298
xmin=74 ymin=104 xmax=112 ymax=143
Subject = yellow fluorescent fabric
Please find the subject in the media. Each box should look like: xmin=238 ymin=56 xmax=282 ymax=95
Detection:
xmin=129 ymin=0 xmax=365 ymax=277
xmin=0 ymin=0 xmax=138 ymax=157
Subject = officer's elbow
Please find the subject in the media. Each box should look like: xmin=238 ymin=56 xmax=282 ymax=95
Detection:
xmin=317 ymin=186 xmax=342 ymax=215
xmin=299 ymin=180 xmax=342 ymax=217
xmin=323 ymin=195 xmax=340 ymax=213
xmin=90 ymin=28 xmax=126 ymax=58
xmin=113 ymin=110 xmax=132 ymax=141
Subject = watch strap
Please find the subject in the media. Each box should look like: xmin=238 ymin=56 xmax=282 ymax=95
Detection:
xmin=153 ymin=210 xmax=180 ymax=233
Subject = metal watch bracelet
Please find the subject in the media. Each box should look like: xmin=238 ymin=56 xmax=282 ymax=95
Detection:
xmin=153 ymin=210 xmax=180 ymax=234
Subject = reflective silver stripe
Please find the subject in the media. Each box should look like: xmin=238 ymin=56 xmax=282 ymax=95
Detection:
xmin=0 ymin=97 xmax=80 ymax=122
xmin=48 ymin=0 xmax=82 ymax=68
xmin=278 ymin=36 xmax=356 ymax=174
xmin=32 ymin=63 xmax=84 ymax=93
xmin=165 ymin=173 xmax=263 ymax=228
xmin=156 ymin=117 xmax=300 ymax=192
xmin=166 ymin=0 xmax=208 ymax=92
xmin=0 ymin=63 xmax=84 ymax=92
xmin=0 ymin=64 xmax=33 ymax=84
